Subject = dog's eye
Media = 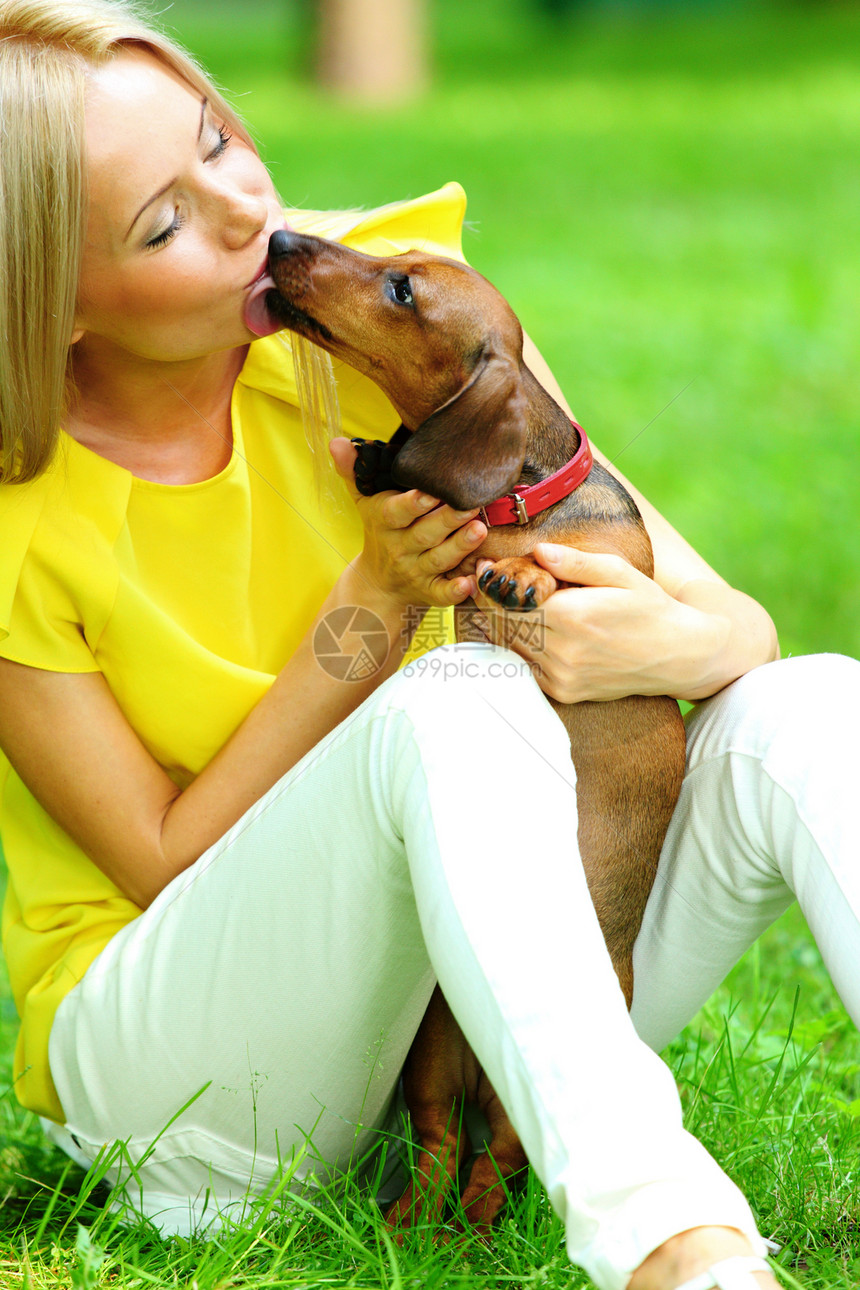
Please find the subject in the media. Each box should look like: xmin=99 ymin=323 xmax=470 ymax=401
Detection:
xmin=388 ymin=276 xmax=414 ymax=307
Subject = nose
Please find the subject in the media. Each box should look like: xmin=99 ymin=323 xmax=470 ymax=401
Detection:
xmin=268 ymin=228 xmax=294 ymax=259
xmin=268 ymin=229 xmax=319 ymax=260
xmin=220 ymin=186 xmax=269 ymax=250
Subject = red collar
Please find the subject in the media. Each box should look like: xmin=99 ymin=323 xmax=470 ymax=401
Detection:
xmin=479 ymin=422 xmax=593 ymax=526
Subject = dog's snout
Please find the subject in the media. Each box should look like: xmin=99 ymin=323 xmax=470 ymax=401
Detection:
xmin=268 ymin=228 xmax=302 ymax=260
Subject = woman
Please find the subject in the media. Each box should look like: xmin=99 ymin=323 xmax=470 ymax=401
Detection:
xmin=1 ymin=2 xmax=854 ymax=1287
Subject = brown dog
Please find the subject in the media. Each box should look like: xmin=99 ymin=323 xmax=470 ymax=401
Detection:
xmin=267 ymin=231 xmax=686 ymax=1232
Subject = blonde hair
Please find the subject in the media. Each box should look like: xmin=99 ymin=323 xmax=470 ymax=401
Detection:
xmin=0 ymin=0 xmax=253 ymax=483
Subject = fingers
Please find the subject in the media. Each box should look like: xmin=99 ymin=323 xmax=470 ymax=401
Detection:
xmin=413 ymin=510 xmax=485 ymax=569
xmin=331 ymin=438 xmax=473 ymax=536
xmin=370 ymin=492 xmax=486 ymax=582
xmin=328 ymin=437 xmax=359 ymax=495
xmin=435 ymin=571 xmax=478 ymax=606
xmin=412 ymin=509 xmax=485 ymax=604
xmin=533 ymin=542 xmax=645 ymax=589
xmin=330 ymin=436 xmax=487 ymax=604
xmin=382 ymin=489 xmax=448 ymax=532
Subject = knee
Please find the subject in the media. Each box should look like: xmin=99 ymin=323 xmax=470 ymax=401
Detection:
xmin=734 ymin=653 xmax=858 ymax=719
xmin=687 ymin=654 xmax=860 ymax=766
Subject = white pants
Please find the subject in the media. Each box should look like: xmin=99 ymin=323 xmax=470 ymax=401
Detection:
xmin=47 ymin=642 xmax=787 ymax=1289
xmin=632 ymin=652 xmax=860 ymax=1049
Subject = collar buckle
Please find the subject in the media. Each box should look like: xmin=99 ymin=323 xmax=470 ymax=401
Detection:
xmin=512 ymin=493 xmax=529 ymax=525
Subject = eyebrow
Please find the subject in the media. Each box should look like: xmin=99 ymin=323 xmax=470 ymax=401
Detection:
xmin=125 ymin=96 xmax=208 ymax=239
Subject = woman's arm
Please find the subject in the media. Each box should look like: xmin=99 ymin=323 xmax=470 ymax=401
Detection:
xmin=0 ymin=460 xmax=485 ymax=909
xmin=511 ymin=336 xmax=779 ymax=703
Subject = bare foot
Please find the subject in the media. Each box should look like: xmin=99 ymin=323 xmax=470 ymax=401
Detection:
xmin=627 ymin=1226 xmax=779 ymax=1290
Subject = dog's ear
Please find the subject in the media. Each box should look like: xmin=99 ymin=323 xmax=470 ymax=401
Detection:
xmin=391 ymin=348 xmax=528 ymax=510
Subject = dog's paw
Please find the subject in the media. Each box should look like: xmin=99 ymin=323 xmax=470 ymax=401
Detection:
xmin=476 ymin=557 xmax=558 ymax=610
xmin=352 ymin=425 xmax=413 ymax=496
xmin=352 ymin=437 xmax=402 ymax=496
xmin=456 ymin=1149 xmax=527 ymax=1238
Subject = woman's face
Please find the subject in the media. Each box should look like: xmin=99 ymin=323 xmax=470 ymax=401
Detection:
xmin=74 ymin=47 xmax=286 ymax=364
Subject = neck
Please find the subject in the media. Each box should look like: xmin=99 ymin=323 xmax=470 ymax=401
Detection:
xmin=66 ymin=342 xmax=248 ymax=484
xmin=519 ymin=365 xmax=582 ymax=484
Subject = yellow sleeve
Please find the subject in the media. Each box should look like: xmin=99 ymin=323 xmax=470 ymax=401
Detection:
xmin=0 ymin=449 xmax=121 ymax=673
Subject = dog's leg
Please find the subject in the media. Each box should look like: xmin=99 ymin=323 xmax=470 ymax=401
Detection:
xmin=385 ymin=986 xmax=473 ymax=1232
xmin=557 ymin=694 xmax=686 ymax=1006
xmin=456 ymin=1072 xmax=529 ymax=1234
xmin=386 ymin=992 xmax=528 ymax=1238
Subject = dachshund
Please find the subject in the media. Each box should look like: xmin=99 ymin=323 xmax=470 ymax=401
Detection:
xmin=266 ymin=229 xmax=687 ymax=1234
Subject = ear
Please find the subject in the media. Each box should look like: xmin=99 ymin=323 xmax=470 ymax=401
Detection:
xmin=391 ymin=348 xmax=528 ymax=510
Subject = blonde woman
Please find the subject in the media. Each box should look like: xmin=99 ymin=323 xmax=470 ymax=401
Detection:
xmin=1 ymin=2 xmax=856 ymax=1287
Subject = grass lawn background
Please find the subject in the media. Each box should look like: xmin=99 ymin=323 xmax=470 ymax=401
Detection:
xmin=163 ymin=0 xmax=860 ymax=662
xmin=0 ymin=1 xmax=858 ymax=1285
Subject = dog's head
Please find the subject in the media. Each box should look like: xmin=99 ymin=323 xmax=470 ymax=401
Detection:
xmin=267 ymin=231 xmax=528 ymax=509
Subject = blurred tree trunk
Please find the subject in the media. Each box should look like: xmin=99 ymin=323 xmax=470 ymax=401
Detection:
xmin=316 ymin=0 xmax=429 ymax=103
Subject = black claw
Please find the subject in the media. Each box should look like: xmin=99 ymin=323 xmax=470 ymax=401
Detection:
xmin=503 ymin=585 xmax=521 ymax=609
xmin=523 ymin=587 xmax=537 ymax=609
xmin=488 ymin=576 xmax=507 ymax=597
xmin=478 ymin=567 xmax=495 ymax=591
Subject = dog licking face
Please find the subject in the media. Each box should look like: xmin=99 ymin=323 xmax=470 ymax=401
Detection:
xmin=267 ymin=229 xmax=529 ymax=509
xmin=266 ymin=227 xmax=687 ymax=1236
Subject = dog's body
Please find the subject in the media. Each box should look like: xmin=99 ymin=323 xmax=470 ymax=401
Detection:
xmin=267 ymin=231 xmax=686 ymax=1231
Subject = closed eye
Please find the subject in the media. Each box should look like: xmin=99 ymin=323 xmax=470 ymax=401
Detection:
xmin=205 ymin=123 xmax=233 ymax=162
xmin=145 ymin=211 xmax=184 ymax=249
xmin=143 ymin=124 xmax=231 ymax=250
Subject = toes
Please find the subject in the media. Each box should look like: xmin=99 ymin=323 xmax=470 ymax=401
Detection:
xmin=353 ymin=440 xmax=382 ymax=492
xmin=482 ymin=559 xmax=541 ymax=608
xmin=478 ymin=564 xmax=541 ymax=610
xmin=487 ymin=574 xmax=513 ymax=604
xmin=353 ymin=437 xmax=402 ymax=496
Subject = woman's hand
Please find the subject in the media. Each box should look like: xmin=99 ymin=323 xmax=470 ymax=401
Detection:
xmin=330 ymin=438 xmax=486 ymax=609
xmin=475 ymin=542 xmax=735 ymax=705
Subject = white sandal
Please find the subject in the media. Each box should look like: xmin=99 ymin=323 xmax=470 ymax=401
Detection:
xmin=674 ymin=1256 xmax=773 ymax=1290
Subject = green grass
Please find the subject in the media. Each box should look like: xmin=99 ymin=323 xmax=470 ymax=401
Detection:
xmin=2 ymin=2 xmax=859 ymax=1285
xmin=158 ymin=0 xmax=860 ymax=661
xmin=1 ymin=906 xmax=858 ymax=1288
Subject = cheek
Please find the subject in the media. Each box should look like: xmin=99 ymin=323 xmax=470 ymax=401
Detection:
xmin=80 ymin=256 xmax=213 ymax=328
xmin=231 ymin=140 xmax=277 ymax=196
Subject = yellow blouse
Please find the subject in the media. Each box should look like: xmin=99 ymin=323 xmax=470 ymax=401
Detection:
xmin=0 ymin=183 xmax=466 ymax=1122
